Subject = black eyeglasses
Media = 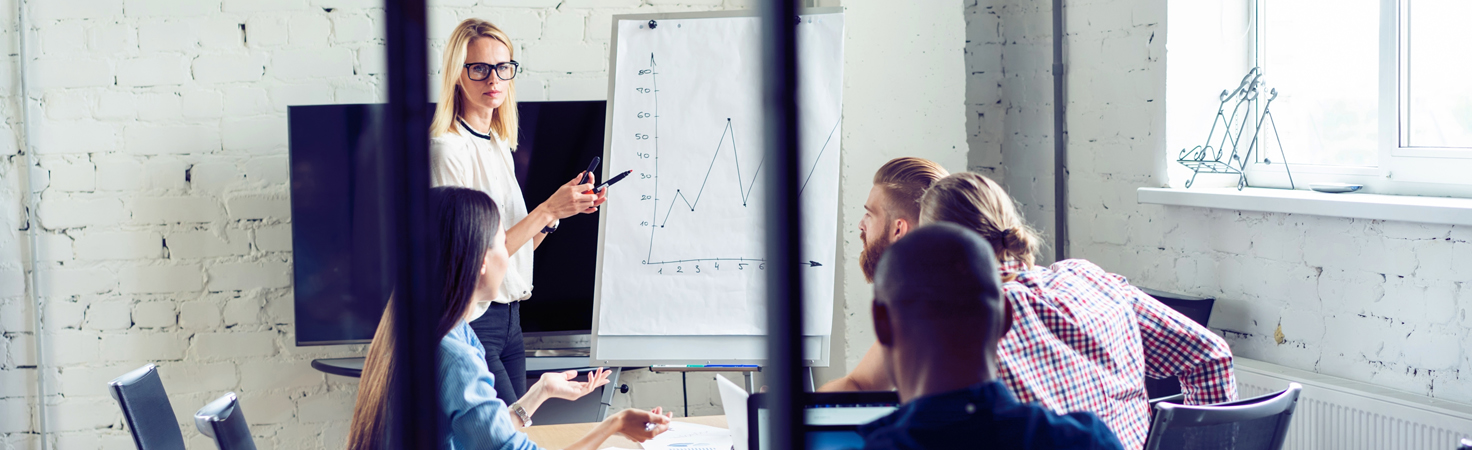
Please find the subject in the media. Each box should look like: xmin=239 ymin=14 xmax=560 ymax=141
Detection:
xmin=464 ymin=61 xmax=519 ymax=81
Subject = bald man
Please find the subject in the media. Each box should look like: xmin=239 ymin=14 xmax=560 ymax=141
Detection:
xmin=856 ymin=223 xmax=1123 ymax=450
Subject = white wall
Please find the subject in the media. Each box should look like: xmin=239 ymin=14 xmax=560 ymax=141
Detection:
xmin=0 ymin=0 xmax=971 ymax=448
xmin=964 ymin=0 xmax=1002 ymax=179
xmin=964 ymin=0 xmax=1060 ymax=265
xmin=968 ymin=0 xmax=1472 ymax=406
xmin=1 ymin=0 xmax=30 ymax=445
xmin=826 ymin=0 xmax=969 ymax=385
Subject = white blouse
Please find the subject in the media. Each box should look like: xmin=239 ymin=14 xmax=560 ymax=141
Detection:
xmin=430 ymin=121 xmax=535 ymax=320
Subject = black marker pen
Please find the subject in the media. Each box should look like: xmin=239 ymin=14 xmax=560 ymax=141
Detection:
xmin=592 ymin=170 xmax=632 ymax=194
xmin=579 ymin=156 xmax=602 ymax=184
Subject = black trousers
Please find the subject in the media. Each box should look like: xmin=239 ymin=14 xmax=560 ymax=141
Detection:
xmin=469 ymin=301 xmax=526 ymax=405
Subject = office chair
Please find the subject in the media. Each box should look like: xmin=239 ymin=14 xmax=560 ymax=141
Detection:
xmin=194 ymin=392 xmax=258 ymax=450
xmin=1138 ymin=287 xmax=1217 ymax=400
xmin=1138 ymin=287 xmax=1216 ymax=326
xmin=1144 ymin=383 xmax=1302 ymax=450
xmin=108 ymin=364 xmax=187 ymax=450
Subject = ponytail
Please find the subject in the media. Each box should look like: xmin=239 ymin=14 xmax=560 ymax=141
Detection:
xmin=919 ymin=173 xmax=1041 ymax=266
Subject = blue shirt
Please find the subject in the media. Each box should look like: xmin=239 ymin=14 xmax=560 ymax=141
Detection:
xmin=857 ymin=381 xmax=1125 ymax=450
xmin=439 ymin=321 xmax=542 ymax=450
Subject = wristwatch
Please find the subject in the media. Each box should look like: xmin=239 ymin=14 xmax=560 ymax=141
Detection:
xmin=540 ymin=219 xmax=559 ymax=234
xmin=510 ymin=402 xmax=532 ymax=427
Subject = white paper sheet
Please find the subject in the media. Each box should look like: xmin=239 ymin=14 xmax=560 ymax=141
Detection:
xmin=640 ymin=421 xmax=734 ymax=450
xmin=598 ymin=14 xmax=846 ymax=336
xmin=715 ymin=375 xmax=751 ymax=450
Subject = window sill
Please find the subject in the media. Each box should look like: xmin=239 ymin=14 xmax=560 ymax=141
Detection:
xmin=1136 ymin=187 xmax=1472 ymax=226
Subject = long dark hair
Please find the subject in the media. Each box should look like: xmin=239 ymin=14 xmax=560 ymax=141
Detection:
xmin=348 ymin=186 xmax=503 ymax=450
xmin=427 ymin=186 xmax=503 ymax=336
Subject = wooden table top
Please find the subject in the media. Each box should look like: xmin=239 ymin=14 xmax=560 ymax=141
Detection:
xmin=523 ymin=415 xmax=728 ymax=449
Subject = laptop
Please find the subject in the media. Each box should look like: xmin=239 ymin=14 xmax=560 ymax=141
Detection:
xmin=746 ymin=391 xmax=901 ymax=450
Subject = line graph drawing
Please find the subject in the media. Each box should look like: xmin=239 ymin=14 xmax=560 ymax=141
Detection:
xmin=635 ymin=54 xmax=838 ymax=266
xmin=654 ymin=118 xmax=840 ymax=228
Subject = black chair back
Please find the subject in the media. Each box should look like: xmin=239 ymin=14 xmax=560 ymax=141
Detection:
xmin=1138 ymin=287 xmax=1215 ymax=326
xmin=194 ymin=392 xmax=257 ymax=450
xmin=1145 ymin=383 xmax=1302 ymax=450
xmin=1138 ymin=287 xmax=1216 ymax=400
xmin=108 ymin=364 xmax=187 ymax=450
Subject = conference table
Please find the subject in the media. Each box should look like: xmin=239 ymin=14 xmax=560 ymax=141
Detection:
xmin=524 ymin=415 xmax=728 ymax=449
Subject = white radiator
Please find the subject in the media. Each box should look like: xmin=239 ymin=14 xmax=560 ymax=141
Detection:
xmin=1234 ymin=358 xmax=1472 ymax=450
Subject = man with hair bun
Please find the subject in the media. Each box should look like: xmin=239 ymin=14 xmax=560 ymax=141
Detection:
xmin=828 ymin=172 xmax=1237 ymax=450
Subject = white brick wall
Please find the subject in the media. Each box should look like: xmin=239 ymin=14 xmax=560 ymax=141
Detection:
xmin=965 ymin=0 xmax=1472 ymax=406
xmin=165 ymin=228 xmax=250 ymax=259
xmin=0 ymin=1 xmax=972 ymax=448
xmin=4 ymin=1 xmax=944 ymax=449
xmin=963 ymin=0 xmax=1060 ymax=265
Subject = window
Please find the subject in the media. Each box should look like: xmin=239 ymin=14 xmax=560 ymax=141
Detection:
xmin=1230 ymin=0 xmax=1472 ymax=195
xmin=1399 ymin=1 xmax=1472 ymax=150
xmin=1258 ymin=0 xmax=1379 ymax=168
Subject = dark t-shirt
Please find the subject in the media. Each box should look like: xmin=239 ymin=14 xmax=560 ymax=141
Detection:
xmin=858 ymin=381 xmax=1125 ymax=450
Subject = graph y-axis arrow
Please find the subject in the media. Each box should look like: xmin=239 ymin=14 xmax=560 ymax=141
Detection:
xmin=646 ymin=53 xmax=660 ymax=262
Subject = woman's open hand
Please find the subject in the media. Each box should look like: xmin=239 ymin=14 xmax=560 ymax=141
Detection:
xmin=541 ymin=173 xmax=599 ymax=219
xmin=539 ymin=368 xmax=612 ymax=402
xmin=607 ymin=407 xmax=673 ymax=443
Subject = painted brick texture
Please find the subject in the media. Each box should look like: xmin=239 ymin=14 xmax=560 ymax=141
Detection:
xmin=964 ymin=0 xmax=1061 ymax=266
xmin=0 ymin=1 xmax=979 ymax=448
xmin=0 ymin=1 xmax=894 ymax=449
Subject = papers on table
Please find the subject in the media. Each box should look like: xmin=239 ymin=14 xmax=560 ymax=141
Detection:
xmin=640 ymin=421 xmax=733 ymax=450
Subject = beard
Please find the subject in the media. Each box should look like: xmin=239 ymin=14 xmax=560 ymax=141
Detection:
xmin=859 ymin=226 xmax=893 ymax=283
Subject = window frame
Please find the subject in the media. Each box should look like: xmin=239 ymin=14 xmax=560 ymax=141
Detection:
xmin=1240 ymin=0 xmax=1472 ymax=196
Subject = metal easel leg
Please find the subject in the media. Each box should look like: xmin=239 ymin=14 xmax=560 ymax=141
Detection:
xmin=745 ymin=371 xmax=756 ymax=394
xmin=804 ymin=367 xmax=814 ymax=392
xmin=597 ymin=367 xmax=622 ymax=421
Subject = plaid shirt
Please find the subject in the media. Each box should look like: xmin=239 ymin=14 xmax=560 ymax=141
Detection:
xmin=996 ymin=259 xmax=1237 ymax=450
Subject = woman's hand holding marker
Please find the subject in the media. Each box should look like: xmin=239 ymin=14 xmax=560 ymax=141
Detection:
xmin=588 ymin=170 xmax=633 ymax=195
xmin=543 ymin=172 xmax=603 ymax=218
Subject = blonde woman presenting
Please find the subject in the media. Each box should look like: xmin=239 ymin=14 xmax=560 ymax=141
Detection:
xmin=429 ymin=18 xmax=608 ymax=406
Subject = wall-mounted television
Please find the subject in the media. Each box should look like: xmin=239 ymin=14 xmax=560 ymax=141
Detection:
xmin=289 ymin=101 xmax=607 ymax=346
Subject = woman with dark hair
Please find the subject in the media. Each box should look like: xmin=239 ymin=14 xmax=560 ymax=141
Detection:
xmin=346 ymin=187 xmax=669 ymax=450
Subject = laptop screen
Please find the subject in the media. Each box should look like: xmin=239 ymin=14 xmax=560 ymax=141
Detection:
xmin=748 ymin=392 xmax=900 ymax=450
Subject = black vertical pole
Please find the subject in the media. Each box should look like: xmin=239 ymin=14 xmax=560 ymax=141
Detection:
xmin=383 ymin=0 xmax=438 ymax=449
xmin=1051 ymin=0 xmax=1069 ymax=262
xmin=760 ymin=0 xmax=804 ymax=449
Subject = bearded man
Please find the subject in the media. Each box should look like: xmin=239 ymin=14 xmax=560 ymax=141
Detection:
xmin=820 ymin=156 xmax=949 ymax=392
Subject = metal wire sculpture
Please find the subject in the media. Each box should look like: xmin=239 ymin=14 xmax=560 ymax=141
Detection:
xmin=1177 ymin=67 xmax=1296 ymax=190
